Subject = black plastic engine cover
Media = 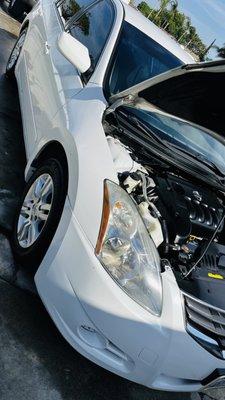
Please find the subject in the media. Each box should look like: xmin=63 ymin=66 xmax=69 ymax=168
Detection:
xmin=155 ymin=174 xmax=224 ymax=242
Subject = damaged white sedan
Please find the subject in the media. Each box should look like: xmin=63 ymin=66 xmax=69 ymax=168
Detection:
xmin=6 ymin=0 xmax=225 ymax=392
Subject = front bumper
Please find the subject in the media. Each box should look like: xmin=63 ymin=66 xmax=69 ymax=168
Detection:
xmin=35 ymin=205 xmax=225 ymax=392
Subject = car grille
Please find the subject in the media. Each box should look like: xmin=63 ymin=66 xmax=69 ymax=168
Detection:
xmin=184 ymin=293 xmax=225 ymax=339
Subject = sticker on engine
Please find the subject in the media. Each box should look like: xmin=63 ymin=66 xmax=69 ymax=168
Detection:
xmin=208 ymin=272 xmax=224 ymax=280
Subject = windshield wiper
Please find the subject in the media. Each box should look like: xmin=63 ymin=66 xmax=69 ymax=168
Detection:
xmin=168 ymin=142 xmax=225 ymax=178
xmin=125 ymin=114 xmax=172 ymax=147
xmin=125 ymin=113 xmax=225 ymax=179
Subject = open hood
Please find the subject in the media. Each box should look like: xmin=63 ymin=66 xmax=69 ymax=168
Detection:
xmin=109 ymin=60 xmax=225 ymax=136
xmin=109 ymin=60 xmax=225 ymax=102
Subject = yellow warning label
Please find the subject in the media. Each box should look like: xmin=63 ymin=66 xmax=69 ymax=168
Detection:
xmin=208 ymin=273 xmax=224 ymax=280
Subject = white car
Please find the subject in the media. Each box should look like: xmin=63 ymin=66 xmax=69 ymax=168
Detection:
xmin=6 ymin=0 xmax=225 ymax=392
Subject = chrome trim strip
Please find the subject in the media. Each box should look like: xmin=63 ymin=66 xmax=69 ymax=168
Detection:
xmin=186 ymin=323 xmax=218 ymax=346
xmin=183 ymin=292 xmax=225 ymax=359
xmin=186 ymin=300 xmax=225 ymax=326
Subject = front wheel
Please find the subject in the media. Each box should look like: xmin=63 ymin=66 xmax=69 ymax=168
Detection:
xmin=6 ymin=29 xmax=27 ymax=78
xmin=11 ymin=158 xmax=67 ymax=273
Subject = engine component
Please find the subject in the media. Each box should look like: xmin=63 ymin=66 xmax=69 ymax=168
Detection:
xmin=199 ymin=242 xmax=225 ymax=272
xmin=120 ymin=171 xmax=164 ymax=248
xmin=107 ymin=136 xmax=164 ymax=248
xmin=107 ymin=134 xmax=225 ymax=287
xmin=155 ymin=175 xmax=224 ymax=244
xmin=186 ymin=243 xmax=225 ymax=309
xmin=176 ymin=238 xmax=199 ymax=266
xmin=105 ymin=129 xmax=225 ymax=315
xmin=107 ymin=136 xmax=147 ymax=174
xmin=138 ymin=201 xmax=164 ymax=247
xmin=123 ymin=173 xmax=141 ymax=194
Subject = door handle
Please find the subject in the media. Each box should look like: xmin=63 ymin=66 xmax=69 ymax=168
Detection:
xmin=44 ymin=41 xmax=50 ymax=55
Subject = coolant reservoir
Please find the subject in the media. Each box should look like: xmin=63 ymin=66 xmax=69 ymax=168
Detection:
xmin=138 ymin=202 xmax=164 ymax=248
xmin=107 ymin=136 xmax=147 ymax=174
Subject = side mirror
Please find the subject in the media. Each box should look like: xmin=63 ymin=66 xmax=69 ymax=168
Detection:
xmin=58 ymin=32 xmax=91 ymax=74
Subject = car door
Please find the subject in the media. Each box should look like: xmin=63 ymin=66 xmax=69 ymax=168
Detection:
xmin=16 ymin=14 xmax=44 ymax=156
xmin=25 ymin=0 xmax=116 ymax=153
xmin=22 ymin=0 xmax=94 ymax=155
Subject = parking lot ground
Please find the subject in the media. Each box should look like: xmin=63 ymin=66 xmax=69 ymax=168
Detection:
xmin=0 ymin=7 xmax=224 ymax=400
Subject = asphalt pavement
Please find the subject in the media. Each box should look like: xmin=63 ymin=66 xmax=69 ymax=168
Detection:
xmin=0 ymin=7 xmax=224 ymax=400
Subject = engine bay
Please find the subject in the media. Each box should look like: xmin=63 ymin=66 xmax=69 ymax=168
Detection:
xmin=104 ymin=128 xmax=225 ymax=309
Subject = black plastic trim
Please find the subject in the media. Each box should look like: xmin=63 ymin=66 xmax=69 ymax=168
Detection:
xmin=202 ymin=369 xmax=225 ymax=386
xmin=183 ymin=59 xmax=225 ymax=70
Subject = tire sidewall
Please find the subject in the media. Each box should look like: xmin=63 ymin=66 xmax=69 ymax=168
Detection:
xmin=6 ymin=29 xmax=27 ymax=77
xmin=12 ymin=158 xmax=66 ymax=272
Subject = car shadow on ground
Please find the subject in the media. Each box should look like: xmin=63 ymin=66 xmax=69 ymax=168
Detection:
xmin=0 ymin=28 xmax=25 ymax=232
xmin=0 ymin=15 xmax=220 ymax=400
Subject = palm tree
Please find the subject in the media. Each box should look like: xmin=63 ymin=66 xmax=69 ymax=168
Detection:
xmin=217 ymin=44 xmax=225 ymax=58
xmin=152 ymin=0 xmax=170 ymax=25
xmin=160 ymin=0 xmax=170 ymax=8
xmin=161 ymin=0 xmax=178 ymax=32
xmin=170 ymin=0 xmax=178 ymax=12
xmin=211 ymin=43 xmax=225 ymax=59
xmin=178 ymin=17 xmax=190 ymax=43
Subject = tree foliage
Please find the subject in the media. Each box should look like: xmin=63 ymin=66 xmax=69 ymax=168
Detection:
xmin=61 ymin=0 xmax=90 ymax=35
xmin=217 ymin=44 xmax=225 ymax=59
xmin=137 ymin=0 xmax=207 ymax=60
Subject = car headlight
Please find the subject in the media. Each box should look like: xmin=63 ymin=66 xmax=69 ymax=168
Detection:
xmin=95 ymin=180 xmax=162 ymax=316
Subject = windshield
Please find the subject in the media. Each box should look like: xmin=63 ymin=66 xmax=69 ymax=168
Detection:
xmin=106 ymin=22 xmax=183 ymax=96
xmin=121 ymin=106 xmax=225 ymax=174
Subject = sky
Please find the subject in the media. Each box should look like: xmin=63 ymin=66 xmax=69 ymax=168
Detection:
xmin=137 ymin=0 xmax=225 ymax=59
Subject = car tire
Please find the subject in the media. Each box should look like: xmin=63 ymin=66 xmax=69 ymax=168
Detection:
xmin=6 ymin=28 xmax=27 ymax=78
xmin=11 ymin=158 xmax=67 ymax=274
xmin=8 ymin=0 xmax=26 ymax=20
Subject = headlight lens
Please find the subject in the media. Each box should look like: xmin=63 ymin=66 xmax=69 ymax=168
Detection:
xmin=95 ymin=180 xmax=162 ymax=316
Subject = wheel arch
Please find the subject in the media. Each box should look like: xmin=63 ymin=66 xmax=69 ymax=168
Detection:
xmin=27 ymin=141 xmax=69 ymax=194
xmin=20 ymin=18 xmax=30 ymax=34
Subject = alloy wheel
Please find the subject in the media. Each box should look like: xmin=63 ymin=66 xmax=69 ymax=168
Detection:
xmin=17 ymin=174 xmax=54 ymax=248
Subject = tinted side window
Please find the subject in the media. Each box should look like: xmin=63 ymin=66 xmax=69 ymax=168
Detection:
xmin=69 ymin=0 xmax=114 ymax=78
xmin=58 ymin=0 xmax=93 ymax=24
